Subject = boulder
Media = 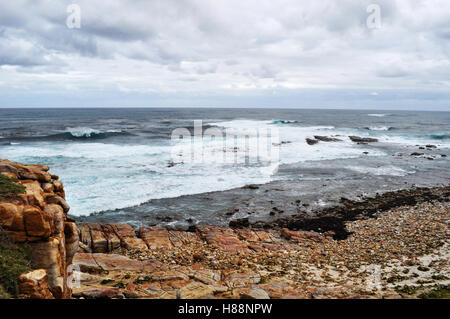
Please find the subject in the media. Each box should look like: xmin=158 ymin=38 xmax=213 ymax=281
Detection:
xmin=240 ymin=288 xmax=270 ymax=299
xmin=18 ymin=269 xmax=54 ymax=299
xmin=306 ymin=138 xmax=319 ymax=145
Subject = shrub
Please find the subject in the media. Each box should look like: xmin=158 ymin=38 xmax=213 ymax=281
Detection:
xmin=0 ymin=227 xmax=32 ymax=298
xmin=0 ymin=174 xmax=26 ymax=197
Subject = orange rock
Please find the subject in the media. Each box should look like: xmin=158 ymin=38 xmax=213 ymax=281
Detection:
xmin=19 ymin=180 xmax=45 ymax=208
xmin=18 ymin=269 xmax=54 ymax=299
xmin=45 ymin=194 xmax=70 ymax=213
xmin=196 ymin=226 xmax=249 ymax=253
xmin=111 ymin=224 xmax=147 ymax=250
xmin=139 ymin=227 xmax=172 ymax=250
xmin=281 ymin=228 xmax=327 ymax=243
xmin=23 ymin=206 xmax=52 ymax=238
xmin=0 ymin=203 xmax=25 ymax=231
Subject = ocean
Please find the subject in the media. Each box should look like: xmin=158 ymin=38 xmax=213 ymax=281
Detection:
xmin=0 ymin=108 xmax=449 ymax=228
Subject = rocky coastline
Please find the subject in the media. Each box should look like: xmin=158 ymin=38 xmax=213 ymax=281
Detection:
xmin=0 ymin=159 xmax=449 ymax=299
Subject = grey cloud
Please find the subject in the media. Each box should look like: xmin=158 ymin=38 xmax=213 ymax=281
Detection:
xmin=0 ymin=0 xmax=449 ymax=106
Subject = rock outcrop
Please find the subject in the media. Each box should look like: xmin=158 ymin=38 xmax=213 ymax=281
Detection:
xmin=348 ymin=136 xmax=378 ymax=143
xmin=0 ymin=159 xmax=78 ymax=298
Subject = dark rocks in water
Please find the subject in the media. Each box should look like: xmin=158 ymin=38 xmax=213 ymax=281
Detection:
xmin=349 ymin=136 xmax=378 ymax=143
xmin=229 ymin=218 xmax=249 ymax=228
xmin=157 ymin=216 xmax=173 ymax=222
xmin=243 ymin=184 xmax=259 ymax=190
xmin=419 ymin=147 xmax=425 ymax=150
xmin=426 ymin=144 xmax=437 ymax=149
xmin=255 ymin=186 xmax=450 ymax=240
xmin=306 ymin=138 xmax=319 ymax=145
xmin=442 ymin=154 xmax=447 ymax=157
xmin=363 ymin=151 xmax=369 ymax=155
xmin=427 ymin=157 xmax=434 ymax=160
xmin=314 ymin=135 xmax=342 ymax=142
xmin=411 ymin=152 xmax=424 ymax=156
xmin=273 ymin=141 xmax=292 ymax=146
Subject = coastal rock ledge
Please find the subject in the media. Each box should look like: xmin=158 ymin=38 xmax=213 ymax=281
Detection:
xmin=0 ymin=159 xmax=79 ymax=299
xmin=1 ymin=159 xmax=449 ymax=299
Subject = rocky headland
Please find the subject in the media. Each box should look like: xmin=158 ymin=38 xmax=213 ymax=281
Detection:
xmin=0 ymin=159 xmax=449 ymax=299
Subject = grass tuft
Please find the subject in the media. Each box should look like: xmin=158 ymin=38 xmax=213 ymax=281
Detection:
xmin=0 ymin=174 xmax=26 ymax=197
xmin=0 ymin=227 xmax=32 ymax=298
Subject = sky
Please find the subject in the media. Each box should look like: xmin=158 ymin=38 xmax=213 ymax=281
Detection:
xmin=0 ymin=0 xmax=449 ymax=110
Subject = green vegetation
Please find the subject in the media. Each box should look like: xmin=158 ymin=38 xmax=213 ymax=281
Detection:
xmin=0 ymin=228 xmax=32 ymax=298
xmin=418 ymin=285 xmax=450 ymax=299
xmin=0 ymin=285 xmax=10 ymax=299
xmin=100 ymin=279 xmax=115 ymax=285
xmin=0 ymin=175 xmax=26 ymax=197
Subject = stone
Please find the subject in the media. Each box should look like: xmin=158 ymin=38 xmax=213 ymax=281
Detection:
xmin=92 ymin=253 xmax=144 ymax=272
xmin=29 ymin=236 xmax=67 ymax=298
xmin=306 ymin=138 xmax=319 ymax=145
xmin=18 ymin=269 xmax=54 ymax=299
xmin=281 ymin=228 xmax=327 ymax=243
xmin=73 ymin=253 xmax=103 ymax=273
xmin=112 ymin=224 xmax=147 ymax=250
xmin=240 ymin=288 xmax=270 ymax=299
xmin=87 ymin=224 xmax=109 ymax=253
xmin=80 ymin=288 xmax=119 ymax=299
xmin=196 ymin=226 xmax=249 ymax=253
xmin=23 ymin=206 xmax=52 ymax=239
xmin=45 ymin=195 xmax=70 ymax=213
xmin=0 ymin=203 xmax=25 ymax=232
xmin=138 ymin=227 xmax=172 ymax=249
xmin=101 ymin=224 xmax=121 ymax=251
xmin=44 ymin=204 xmax=65 ymax=234
xmin=19 ymin=180 xmax=45 ymax=207
xmin=349 ymin=136 xmax=378 ymax=143
xmin=223 ymin=270 xmax=261 ymax=288
xmin=176 ymin=282 xmax=214 ymax=299
xmin=314 ymin=135 xmax=342 ymax=142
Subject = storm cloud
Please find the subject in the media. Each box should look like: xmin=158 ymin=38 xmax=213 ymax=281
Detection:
xmin=0 ymin=0 xmax=449 ymax=109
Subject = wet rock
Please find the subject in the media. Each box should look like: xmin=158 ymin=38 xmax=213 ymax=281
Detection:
xmin=314 ymin=135 xmax=342 ymax=142
xmin=349 ymin=136 xmax=378 ymax=143
xmin=306 ymin=138 xmax=319 ymax=145
xmin=229 ymin=218 xmax=250 ymax=228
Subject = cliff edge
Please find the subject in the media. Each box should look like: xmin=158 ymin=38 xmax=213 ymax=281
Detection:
xmin=0 ymin=159 xmax=79 ymax=299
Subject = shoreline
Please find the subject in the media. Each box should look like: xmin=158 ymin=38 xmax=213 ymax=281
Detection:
xmin=1 ymin=158 xmax=449 ymax=299
xmin=74 ymin=185 xmax=450 ymax=299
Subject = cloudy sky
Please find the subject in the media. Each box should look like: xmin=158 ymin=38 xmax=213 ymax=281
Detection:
xmin=0 ymin=0 xmax=449 ymax=110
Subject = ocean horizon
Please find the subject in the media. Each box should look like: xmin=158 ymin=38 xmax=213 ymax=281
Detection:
xmin=1 ymin=107 xmax=449 ymax=228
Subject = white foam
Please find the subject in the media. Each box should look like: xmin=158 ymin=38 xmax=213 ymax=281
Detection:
xmin=366 ymin=126 xmax=392 ymax=131
xmin=346 ymin=165 xmax=415 ymax=177
xmin=2 ymin=118 xmax=440 ymax=217
xmin=367 ymin=113 xmax=389 ymax=117
xmin=65 ymin=127 xmax=101 ymax=137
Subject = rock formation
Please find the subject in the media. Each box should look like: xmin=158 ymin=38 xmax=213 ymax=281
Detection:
xmin=0 ymin=159 xmax=79 ymax=298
